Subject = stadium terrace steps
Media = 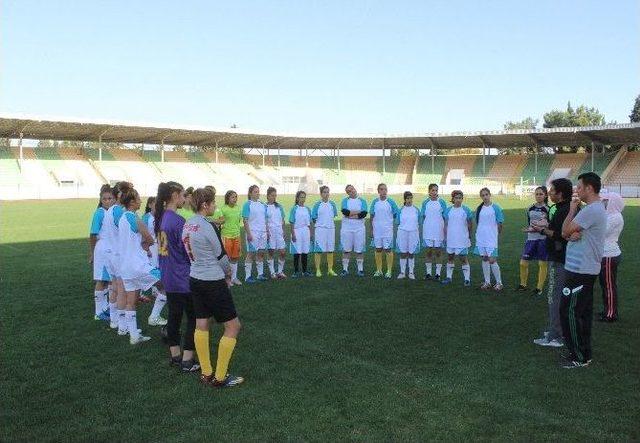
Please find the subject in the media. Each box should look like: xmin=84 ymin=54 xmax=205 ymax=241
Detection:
xmin=549 ymin=153 xmax=586 ymax=180
xmin=574 ymin=151 xmax=617 ymax=179
xmin=607 ymin=151 xmax=640 ymax=185
xmin=414 ymin=155 xmax=445 ymax=186
xmin=444 ymin=156 xmax=477 ymax=184
xmin=520 ymin=154 xmax=554 ymax=185
xmin=0 ymin=158 xmax=22 ymax=185
xmin=487 ymin=155 xmax=527 ymax=182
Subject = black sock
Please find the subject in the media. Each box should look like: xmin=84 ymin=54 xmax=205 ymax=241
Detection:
xmin=301 ymin=254 xmax=308 ymax=272
xmin=294 ymin=254 xmax=300 ymax=273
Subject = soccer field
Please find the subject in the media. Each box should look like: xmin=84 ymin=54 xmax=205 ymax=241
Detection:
xmin=1 ymin=195 xmax=639 ymax=441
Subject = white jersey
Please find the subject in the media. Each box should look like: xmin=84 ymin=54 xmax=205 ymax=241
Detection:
xmin=341 ymin=196 xmax=368 ymax=232
xmin=444 ymin=205 xmax=473 ymax=249
xmin=118 ymin=210 xmax=152 ymax=280
xmin=370 ymin=197 xmax=399 ymax=236
xmin=475 ymin=203 xmax=504 ymax=249
xmin=242 ymin=200 xmax=267 ymax=233
xmin=102 ymin=204 xmax=124 ymax=252
xmin=266 ymin=203 xmax=286 ymax=234
xmin=142 ymin=212 xmax=158 ymax=268
xmin=397 ymin=205 xmax=420 ymax=232
xmin=421 ymin=198 xmax=447 ymax=241
xmin=289 ymin=205 xmax=312 ymax=229
xmin=311 ymin=200 xmax=337 ymax=229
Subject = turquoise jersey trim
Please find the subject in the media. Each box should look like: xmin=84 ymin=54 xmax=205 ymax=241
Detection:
xmin=241 ymin=201 xmax=251 ymax=219
xmin=125 ymin=211 xmax=139 ymax=233
xmin=90 ymin=208 xmax=104 ymax=235
xmin=113 ymin=205 xmax=124 ymax=227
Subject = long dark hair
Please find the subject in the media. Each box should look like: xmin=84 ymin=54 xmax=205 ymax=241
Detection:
xmin=267 ymin=186 xmax=280 ymax=208
xmin=224 ymin=190 xmax=237 ymax=206
xmin=295 ymin=190 xmax=306 ymax=206
xmin=475 ymin=188 xmax=491 ymax=224
xmin=154 ymin=181 xmax=184 ymax=235
xmin=535 ymin=186 xmax=549 ymax=205
xmin=247 ymin=184 xmax=259 ymax=200
xmin=403 ymin=191 xmax=413 ymax=205
xmin=120 ymin=187 xmax=139 ymax=209
xmin=111 ymin=181 xmax=133 ymax=203
xmin=144 ymin=196 xmax=156 ymax=214
xmin=97 ymin=184 xmax=111 ymax=208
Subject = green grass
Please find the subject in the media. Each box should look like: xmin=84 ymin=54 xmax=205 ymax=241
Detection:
xmin=1 ymin=195 xmax=639 ymax=442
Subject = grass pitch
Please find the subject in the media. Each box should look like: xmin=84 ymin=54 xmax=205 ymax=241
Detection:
xmin=1 ymin=195 xmax=639 ymax=441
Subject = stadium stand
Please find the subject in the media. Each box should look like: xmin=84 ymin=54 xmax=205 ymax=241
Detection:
xmin=607 ymin=151 xmax=640 ymax=186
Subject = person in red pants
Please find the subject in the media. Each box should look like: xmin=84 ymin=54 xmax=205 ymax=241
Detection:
xmin=598 ymin=192 xmax=625 ymax=322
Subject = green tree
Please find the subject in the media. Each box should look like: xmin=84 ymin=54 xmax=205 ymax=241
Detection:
xmin=630 ymin=94 xmax=640 ymax=123
xmin=543 ymin=102 xmax=606 ymax=152
xmin=498 ymin=117 xmax=539 ymax=154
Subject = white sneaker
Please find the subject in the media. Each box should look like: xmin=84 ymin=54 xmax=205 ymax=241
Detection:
xmin=232 ymin=278 xmax=242 ymax=286
xmin=148 ymin=316 xmax=167 ymax=326
xmin=130 ymin=335 xmax=151 ymax=345
xmin=408 ymin=273 xmax=416 ymax=280
xmin=397 ymin=273 xmax=406 ymax=279
xmin=542 ymin=338 xmax=564 ymax=348
xmin=110 ymin=321 xmax=118 ymax=329
xmin=117 ymin=328 xmax=128 ymax=336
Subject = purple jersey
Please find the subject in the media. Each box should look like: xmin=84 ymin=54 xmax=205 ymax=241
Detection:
xmin=158 ymin=209 xmax=191 ymax=293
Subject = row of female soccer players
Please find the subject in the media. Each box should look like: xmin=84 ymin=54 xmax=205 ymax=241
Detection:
xmin=209 ymin=183 xmax=507 ymax=289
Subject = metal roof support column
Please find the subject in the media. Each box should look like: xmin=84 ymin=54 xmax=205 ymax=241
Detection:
xmin=482 ymin=143 xmax=486 ymax=175
xmin=19 ymin=132 xmax=23 ymax=162
xmin=161 ymin=140 xmax=165 ymax=162
xmin=262 ymin=144 xmax=266 ymax=167
xmin=591 ymin=142 xmax=595 ymax=172
xmin=98 ymin=135 xmax=103 ymax=161
xmin=277 ymin=146 xmax=281 ymax=168
xmin=430 ymin=145 xmax=434 ymax=173
xmin=337 ymin=148 xmax=341 ymax=172
xmin=382 ymin=143 xmax=386 ymax=175
xmin=215 ymin=142 xmax=219 ymax=164
xmin=534 ymin=144 xmax=538 ymax=183
xmin=305 ymin=147 xmax=309 ymax=167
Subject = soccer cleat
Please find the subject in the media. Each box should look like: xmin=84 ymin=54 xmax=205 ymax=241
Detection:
xmin=356 ymin=271 xmax=365 ymax=277
xmin=327 ymin=269 xmax=338 ymax=277
xmin=340 ymin=270 xmax=349 ymax=277
xmin=257 ymin=275 xmax=268 ymax=282
xmin=181 ymin=359 xmax=201 ymax=373
xmin=434 ymin=274 xmax=441 ymax=281
xmin=277 ymin=273 xmax=287 ymax=279
xmin=464 ymin=280 xmax=471 ymax=287
xmin=384 ymin=271 xmax=392 ymax=279
xmin=397 ymin=273 xmax=406 ymax=280
xmin=543 ymin=338 xmax=564 ymax=348
xmin=95 ymin=310 xmax=111 ymax=322
xmin=533 ymin=336 xmax=550 ymax=346
xmin=110 ymin=321 xmax=118 ymax=330
xmin=532 ymin=288 xmax=543 ymax=296
xmin=117 ymin=328 xmax=128 ymax=336
xmin=480 ymin=282 xmax=492 ymax=290
xmin=245 ymin=276 xmax=257 ymax=284
xmin=170 ymin=355 xmax=182 ymax=367
xmin=516 ymin=285 xmax=527 ymax=291
xmin=303 ymin=271 xmax=313 ymax=277
xmin=291 ymin=272 xmax=301 ymax=278
xmin=316 ymin=270 xmax=323 ymax=277
xmin=441 ymin=278 xmax=452 ymax=285
xmin=561 ymin=359 xmax=589 ymax=369
xmin=130 ymin=335 xmax=151 ymax=345
xmin=494 ymin=283 xmax=504 ymax=292
xmin=148 ymin=316 xmax=168 ymax=326
xmin=425 ymin=274 xmax=432 ymax=281
xmin=408 ymin=273 xmax=416 ymax=280
xmin=200 ymin=373 xmax=245 ymax=388
xmin=373 ymin=270 xmax=383 ymax=277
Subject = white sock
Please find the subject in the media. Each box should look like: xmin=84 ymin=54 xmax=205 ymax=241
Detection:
xmin=118 ymin=309 xmax=127 ymax=332
xmin=278 ymin=258 xmax=285 ymax=274
xmin=482 ymin=261 xmax=491 ymax=284
xmin=425 ymin=262 xmax=433 ymax=275
xmin=94 ymin=290 xmax=104 ymax=316
xmin=446 ymin=263 xmax=454 ymax=279
xmin=400 ymin=258 xmax=407 ymax=273
xmin=356 ymin=258 xmax=364 ymax=272
xmin=231 ymin=262 xmax=238 ymax=280
xmin=150 ymin=286 xmax=160 ymax=298
xmin=408 ymin=258 xmax=415 ymax=274
xmin=109 ymin=303 xmax=118 ymax=323
xmin=268 ymin=259 xmax=275 ymax=275
xmin=126 ymin=311 xmax=139 ymax=339
xmin=150 ymin=291 xmax=167 ymax=318
xmin=244 ymin=261 xmax=252 ymax=280
xmin=342 ymin=258 xmax=349 ymax=272
xmin=491 ymin=263 xmax=502 ymax=285
xmin=435 ymin=263 xmax=442 ymax=276
xmin=256 ymin=261 xmax=264 ymax=277
xmin=101 ymin=289 xmax=109 ymax=311
xmin=462 ymin=264 xmax=471 ymax=281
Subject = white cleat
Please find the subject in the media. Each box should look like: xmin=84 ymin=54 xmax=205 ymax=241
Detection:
xmin=148 ymin=316 xmax=168 ymax=326
xmin=397 ymin=273 xmax=406 ymax=279
xmin=408 ymin=273 xmax=416 ymax=280
xmin=110 ymin=321 xmax=118 ymax=329
xmin=232 ymin=278 xmax=243 ymax=286
xmin=130 ymin=335 xmax=151 ymax=345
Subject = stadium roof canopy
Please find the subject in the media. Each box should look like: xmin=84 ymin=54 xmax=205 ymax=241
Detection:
xmin=1 ymin=114 xmax=640 ymax=150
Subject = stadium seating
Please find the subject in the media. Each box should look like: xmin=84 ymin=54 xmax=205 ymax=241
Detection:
xmin=607 ymin=151 xmax=640 ymax=186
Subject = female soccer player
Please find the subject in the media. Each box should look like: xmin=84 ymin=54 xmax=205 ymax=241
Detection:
xmin=118 ymin=186 xmax=161 ymax=345
xmin=142 ymin=196 xmax=167 ymax=325
xmin=266 ymin=187 xmax=287 ymax=279
xmin=396 ymin=191 xmax=421 ymax=280
xmin=89 ymin=184 xmax=114 ymax=321
xmin=442 ymin=190 xmax=473 ymax=286
xmin=184 ymin=187 xmax=243 ymax=387
xmin=242 ymin=185 xmax=268 ymax=283
xmin=177 ymin=186 xmax=194 ymax=220
xmin=311 ymin=186 xmax=338 ymax=277
xmin=421 ymin=183 xmax=448 ymax=281
xmin=518 ymin=186 xmax=549 ymax=295
xmin=598 ymin=192 xmax=624 ymax=322
xmin=213 ymin=190 xmax=243 ymax=286
xmin=370 ymin=183 xmax=399 ymax=278
xmin=289 ymin=190 xmax=313 ymax=277
xmin=473 ymin=188 xmax=504 ymax=291
xmin=340 ymin=185 xmax=368 ymax=277
xmin=156 ymin=181 xmax=199 ymax=371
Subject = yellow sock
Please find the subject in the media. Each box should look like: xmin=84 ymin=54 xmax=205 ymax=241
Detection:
xmin=327 ymin=253 xmax=334 ymax=271
xmin=519 ymin=260 xmax=529 ymax=287
xmin=314 ymin=253 xmax=321 ymax=271
xmin=386 ymin=251 xmax=394 ymax=273
xmin=537 ymin=261 xmax=548 ymax=290
xmin=214 ymin=336 xmax=237 ymax=381
xmin=194 ymin=329 xmax=212 ymax=376
xmin=375 ymin=251 xmax=383 ymax=272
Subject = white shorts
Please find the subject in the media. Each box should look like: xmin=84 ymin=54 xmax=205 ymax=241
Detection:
xmin=446 ymin=247 xmax=469 ymax=256
xmin=422 ymin=239 xmax=444 ymax=248
xmin=123 ymin=267 xmax=161 ymax=292
xmin=314 ymin=227 xmax=335 ymax=253
xmin=290 ymin=227 xmax=311 ymax=254
xmin=106 ymin=251 xmax=121 ymax=280
xmin=93 ymin=246 xmax=111 ymax=282
xmin=267 ymin=229 xmax=286 ymax=250
xmin=396 ymin=230 xmax=420 ymax=254
xmin=373 ymin=235 xmax=394 ymax=250
xmin=474 ymin=246 xmax=498 ymax=258
xmin=340 ymin=228 xmax=366 ymax=253
xmin=148 ymin=244 xmax=159 ymax=268
xmin=246 ymin=231 xmax=267 ymax=252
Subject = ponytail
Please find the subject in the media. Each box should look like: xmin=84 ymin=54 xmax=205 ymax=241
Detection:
xmin=144 ymin=196 xmax=156 ymax=214
xmin=155 ymin=181 xmax=184 ymax=235
xmin=120 ymin=186 xmax=139 ymax=209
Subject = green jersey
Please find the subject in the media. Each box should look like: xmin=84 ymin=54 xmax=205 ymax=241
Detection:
xmin=214 ymin=204 xmax=242 ymax=238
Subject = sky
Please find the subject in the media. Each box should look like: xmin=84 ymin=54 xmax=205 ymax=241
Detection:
xmin=1 ymin=0 xmax=638 ymax=136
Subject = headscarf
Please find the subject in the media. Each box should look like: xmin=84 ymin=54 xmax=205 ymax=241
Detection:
xmin=601 ymin=192 xmax=624 ymax=215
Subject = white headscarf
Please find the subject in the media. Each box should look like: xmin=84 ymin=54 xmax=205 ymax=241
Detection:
xmin=601 ymin=192 xmax=624 ymax=215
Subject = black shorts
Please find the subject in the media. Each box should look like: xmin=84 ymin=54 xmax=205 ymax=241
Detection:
xmin=189 ymin=277 xmax=237 ymax=323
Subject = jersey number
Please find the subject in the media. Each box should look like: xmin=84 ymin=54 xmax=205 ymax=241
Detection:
xmin=158 ymin=231 xmax=169 ymax=257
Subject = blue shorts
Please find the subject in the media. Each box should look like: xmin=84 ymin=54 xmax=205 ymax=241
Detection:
xmin=521 ymin=239 xmax=548 ymax=261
